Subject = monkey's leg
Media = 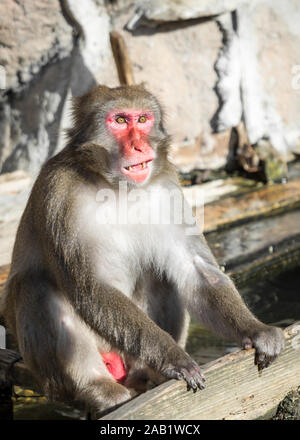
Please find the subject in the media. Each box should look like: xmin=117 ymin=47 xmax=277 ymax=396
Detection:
xmin=144 ymin=275 xmax=190 ymax=349
xmin=125 ymin=275 xmax=191 ymax=392
xmin=9 ymin=273 xmax=131 ymax=415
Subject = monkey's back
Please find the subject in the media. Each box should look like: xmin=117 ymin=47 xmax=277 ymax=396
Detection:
xmin=1 ymin=150 xmax=79 ymax=337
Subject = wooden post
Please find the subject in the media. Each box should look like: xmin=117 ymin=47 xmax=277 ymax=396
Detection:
xmin=110 ymin=31 xmax=135 ymax=86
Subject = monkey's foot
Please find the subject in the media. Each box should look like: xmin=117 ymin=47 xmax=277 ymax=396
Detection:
xmin=242 ymin=325 xmax=285 ymax=371
xmin=162 ymin=359 xmax=206 ymax=392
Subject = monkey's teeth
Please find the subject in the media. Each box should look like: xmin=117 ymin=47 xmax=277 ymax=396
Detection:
xmin=126 ymin=162 xmax=148 ymax=171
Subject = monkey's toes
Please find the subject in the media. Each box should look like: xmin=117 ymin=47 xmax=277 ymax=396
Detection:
xmin=163 ymin=361 xmax=206 ymax=392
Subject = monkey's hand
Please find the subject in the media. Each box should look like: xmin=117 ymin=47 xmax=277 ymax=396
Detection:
xmin=161 ymin=346 xmax=206 ymax=392
xmin=242 ymin=325 xmax=285 ymax=371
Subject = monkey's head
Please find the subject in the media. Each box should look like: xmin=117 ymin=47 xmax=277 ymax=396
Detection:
xmin=68 ymin=85 xmax=169 ymax=186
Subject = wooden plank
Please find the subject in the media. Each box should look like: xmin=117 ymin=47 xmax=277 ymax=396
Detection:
xmin=200 ymin=178 xmax=300 ymax=233
xmin=101 ymin=323 xmax=300 ymax=420
xmin=182 ymin=177 xmax=261 ymax=207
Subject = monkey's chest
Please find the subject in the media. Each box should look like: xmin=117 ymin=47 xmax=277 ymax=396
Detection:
xmin=90 ymin=223 xmax=178 ymax=297
xmin=75 ymin=188 xmax=191 ymax=298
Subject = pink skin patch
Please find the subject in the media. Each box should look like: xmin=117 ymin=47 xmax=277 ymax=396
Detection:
xmin=106 ymin=109 xmax=156 ymax=183
xmin=100 ymin=351 xmax=127 ymax=383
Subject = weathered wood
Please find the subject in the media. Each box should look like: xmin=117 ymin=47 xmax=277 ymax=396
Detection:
xmin=101 ymin=323 xmax=300 ymax=420
xmin=201 ymin=178 xmax=300 ymax=233
xmin=110 ymin=31 xmax=135 ymax=86
xmin=182 ymin=177 xmax=261 ymax=207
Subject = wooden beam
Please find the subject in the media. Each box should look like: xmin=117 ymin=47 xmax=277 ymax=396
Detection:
xmin=101 ymin=323 xmax=300 ymax=420
xmin=110 ymin=31 xmax=135 ymax=86
xmin=201 ymin=178 xmax=300 ymax=233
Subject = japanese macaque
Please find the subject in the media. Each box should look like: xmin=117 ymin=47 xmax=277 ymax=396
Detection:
xmin=1 ymin=85 xmax=285 ymax=417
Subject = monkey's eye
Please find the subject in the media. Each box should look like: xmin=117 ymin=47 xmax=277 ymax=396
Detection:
xmin=116 ymin=116 xmax=126 ymax=124
xmin=138 ymin=116 xmax=147 ymax=123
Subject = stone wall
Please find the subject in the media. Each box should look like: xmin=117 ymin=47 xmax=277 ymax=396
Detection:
xmin=0 ymin=0 xmax=299 ymax=175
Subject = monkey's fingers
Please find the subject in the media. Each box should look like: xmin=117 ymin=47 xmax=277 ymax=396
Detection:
xmin=162 ymin=364 xmax=206 ymax=391
xmin=181 ymin=368 xmax=202 ymax=392
xmin=255 ymin=351 xmax=277 ymax=371
xmin=251 ymin=325 xmax=285 ymax=371
xmin=178 ymin=364 xmax=206 ymax=391
xmin=255 ymin=351 xmax=267 ymax=371
xmin=242 ymin=337 xmax=253 ymax=350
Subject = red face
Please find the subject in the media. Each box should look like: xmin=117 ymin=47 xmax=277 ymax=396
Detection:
xmin=106 ymin=109 xmax=155 ymax=183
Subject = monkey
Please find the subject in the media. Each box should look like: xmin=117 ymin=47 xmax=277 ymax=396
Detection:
xmin=1 ymin=84 xmax=285 ymax=417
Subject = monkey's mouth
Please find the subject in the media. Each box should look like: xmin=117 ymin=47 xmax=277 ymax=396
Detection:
xmin=121 ymin=160 xmax=153 ymax=183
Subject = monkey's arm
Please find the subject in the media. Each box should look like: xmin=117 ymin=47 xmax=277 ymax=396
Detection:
xmin=65 ymin=269 xmax=205 ymax=390
xmin=182 ymin=232 xmax=285 ymax=370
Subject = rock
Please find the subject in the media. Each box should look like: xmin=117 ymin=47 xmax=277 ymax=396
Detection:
xmin=170 ymin=131 xmax=231 ymax=173
xmin=1 ymin=0 xmax=300 ymax=176
xmin=273 ymin=387 xmax=300 ymax=420
xmin=226 ymin=124 xmax=288 ymax=183
xmin=62 ymin=0 xmax=118 ymax=96
xmin=113 ymin=5 xmax=224 ymax=169
xmin=0 ymin=0 xmax=73 ymax=92
xmin=1 ymin=57 xmax=73 ymax=174
xmin=255 ymin=139 xmax=288 ymax=183
xmin=0 ymin=171 xmax=32 ymax=266
xmin=251 ymin=0 xmax=300 ymax=157
xmin=218 ymin=0 xmax=300 ymax=159
xmin=126 ymin=0 xmax=248 ymax=29
xmin=0 ymin=0 xmax=118 ymax=174
xmin=54 ymin=0 xmax=119 ymax=156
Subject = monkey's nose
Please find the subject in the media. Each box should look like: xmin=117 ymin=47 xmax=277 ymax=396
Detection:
xmin=131 ymin=142 xmax=143 ymax=152
xmin=129 ymin=126 xmax=141 ymax=140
